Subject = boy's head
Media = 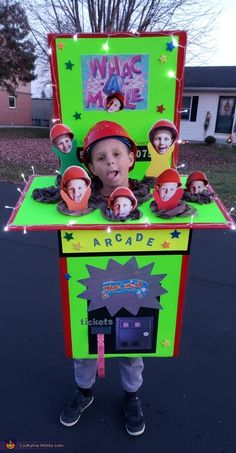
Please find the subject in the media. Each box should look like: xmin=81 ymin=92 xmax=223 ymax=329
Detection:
xmin=50 ymin=123 xmax=74 ymax=154
xmin=155 ymin=168 xmax=181 ymax=201
xmin=106 ymin=92 xmax=124 ymax=113
xmin=149 ymin=120 xmax=178 ymax=154
xmin=186 ymin=171 xmax=208 ymax=194
xmin=83 ymin=121 xmax=137 ymax=196
xmin=61 ymin=166 xmax=91 ymax=202
xmin=108 ymin=187 xmax=137 ymax=217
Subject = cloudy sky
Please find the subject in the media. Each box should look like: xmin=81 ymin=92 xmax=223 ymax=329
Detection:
xmin=31 ymin=0 xmax=236 ymax=96
xmin=207 ymin=0 xmax=236 ymax=66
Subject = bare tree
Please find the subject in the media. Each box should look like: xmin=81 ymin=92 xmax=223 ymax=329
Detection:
xmin=24 ymin=0 xmax=221 ymax=91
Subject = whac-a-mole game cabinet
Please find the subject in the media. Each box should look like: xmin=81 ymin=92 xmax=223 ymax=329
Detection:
xmin=6 ymin=32 xmax=235 ymax=376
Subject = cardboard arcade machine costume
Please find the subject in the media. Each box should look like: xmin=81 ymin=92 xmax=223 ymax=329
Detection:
xmin=5 ymin=32 xmax=235 ymax=375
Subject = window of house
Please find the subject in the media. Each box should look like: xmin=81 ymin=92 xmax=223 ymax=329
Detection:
xmin=181 ymin=96 xmax=199 ymax=122
xmin=215 ymin=96 xmax=236 ymax=134
xmin=9 ymin=95 xmax=16 ymax=109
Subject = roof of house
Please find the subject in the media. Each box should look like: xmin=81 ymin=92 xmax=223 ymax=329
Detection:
xmin=184 ymin=66 xmax=236 ymax=90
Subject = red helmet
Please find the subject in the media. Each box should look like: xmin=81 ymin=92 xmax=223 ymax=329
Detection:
xmin=83 ymin=121 xmax=137 ymax=170
xmin=155 ymin=168 xmax=182 ymax=187
xmin=108 ymin=187 xmax=137 ymax=210
xmin=50 ymin=123 xmax=74 ymax=142
xmin=186 ymin=171 xmax=208 ymax=187
xmin=149 ymin=119 xmax=178 ymax=143
xmin=61 ymin=166 xmax=91 ymax=189
xmin=106 ymin=92 xmax=124 ymax=110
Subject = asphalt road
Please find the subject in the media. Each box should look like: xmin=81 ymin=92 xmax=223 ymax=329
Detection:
xmin=0 ymin=182 xmax=235 ymax=453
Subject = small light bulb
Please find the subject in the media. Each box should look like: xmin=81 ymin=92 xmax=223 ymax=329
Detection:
xmin=172 ymin=37 xmax=178 ymax=47
xmin=107 ymin=226 xmax=111 ymax=233
xmin=21 ymin=173 xmax=27 ymax=183
xmin=102 ymin=41 xmax=109 ymax=51
xmin=168 ymin=70 xmax=175 ymax=78
xmin=48 ymin=48 xmax=52 ymax=55
xmin=73 ymin=34 xmax=78 ymax=41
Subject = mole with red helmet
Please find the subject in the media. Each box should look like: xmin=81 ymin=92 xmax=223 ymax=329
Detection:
xmin=101 ymin=186 xmax=142 ymax=221
xmin=148 ymin=120 xmax=178 ymax=155
xmin=50 ymin=123 xmax=82 ymax=175
xmin=183 ymin=171 xmax=214 ymax=204
xmin=50 ymin=123 xmax=74 ymax=154
xmin=57 ymin=166 xmax=93 ymax=216
xmin=150 ymin=168 xmax=196 ymax=218
xmin=105 ymin=92 xmax=124 ymax=113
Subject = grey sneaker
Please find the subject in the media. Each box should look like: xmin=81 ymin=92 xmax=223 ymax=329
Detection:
xmin=60 ymin=388 xmax=94 ymax=427
xmin=124 ymin=397 xmax=145 ymax=436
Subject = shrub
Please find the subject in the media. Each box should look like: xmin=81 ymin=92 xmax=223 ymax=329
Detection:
xmin=204 ymin=135 xmax=216 ymax=145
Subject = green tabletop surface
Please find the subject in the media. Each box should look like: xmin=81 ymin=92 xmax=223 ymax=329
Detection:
xmin=7 ymin=175 xmax=231 ymax=231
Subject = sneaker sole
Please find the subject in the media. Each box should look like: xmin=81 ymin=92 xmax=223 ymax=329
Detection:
xmin=60 ymin=396 xmax=94 ymax=427
xmin=126 ymin=423 xmax=145 ymax=436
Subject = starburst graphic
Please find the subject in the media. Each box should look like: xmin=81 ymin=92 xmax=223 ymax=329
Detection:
xmin=78 ymin=257 xmax=167 ymax=316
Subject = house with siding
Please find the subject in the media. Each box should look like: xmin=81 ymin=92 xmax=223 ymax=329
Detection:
xmin=180 ymin=66 xmax=236 ymax=143
xmin=0 ymin=83 xmax=32 ymax=126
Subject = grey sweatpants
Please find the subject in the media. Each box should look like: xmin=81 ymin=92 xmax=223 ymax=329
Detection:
xmin=74 ymin=358 xmax=144 ymax=392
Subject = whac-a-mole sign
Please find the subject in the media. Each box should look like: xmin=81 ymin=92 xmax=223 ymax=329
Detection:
xmin=6 ymin=32 xmax=234 ymax=368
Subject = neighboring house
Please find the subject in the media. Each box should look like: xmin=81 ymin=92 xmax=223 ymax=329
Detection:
xmin=32 ymin=98 xmax=53 ymax=127
xmin=0 ymin=83 xmax=32 ymax=126
xmin=180 ymin=66 xmax=236 ymax=143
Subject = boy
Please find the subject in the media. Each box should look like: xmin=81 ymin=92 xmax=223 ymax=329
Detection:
xmin=183 ymin=171 xmax=214 ymax=204
xmin=59 ymin=166 xmax=92 ymax=214
xmin=50 ymin=123 xmax=74 ymax=154
xmin=60 ymin=121 xmax=147 ymax=436
xmin=153 ymin=168 xmax=183 ymax=209
xmin=101 ymin=186 xmax=141 ymax=221
xmin=105 ymin=92 xmax=124 ymax=113
xmin=151 ymin=168 xmax=196 ymax=218
xmin=186 ymin=171 xmax=208 ymax=195
xmin=110 ymin=187 xmax=137 ymax=218
xmin=148 ymin=119 xmax=178 ymax=155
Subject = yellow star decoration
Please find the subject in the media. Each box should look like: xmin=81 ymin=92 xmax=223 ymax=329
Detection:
xmin=159 ymin=55 xmax=167 ymax=63
xmin=73 ymin=242 xmax=83 ymax=251
xmin=162 ymin=240 xmax=171 ymax=248
xmin=162 ymin=339 xmax=171 ymax=347
xmin=57 ymin=42 xmax=65 ymax=50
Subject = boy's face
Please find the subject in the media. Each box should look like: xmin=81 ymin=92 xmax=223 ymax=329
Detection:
xmin=66 ymin=178 xmax=87 ymax=202
xmin=189 ymin=180 xmax=205 ymax=194
xmin=153 ymin=129 xmax=173 ymax=154
xmin=113 ymin=196 xmax=132 ymax=217
xmin=107 ymin=98 xmax=122 ymax=113
xmin=54 ymin=133 xmax=72 ymax=153
xmin=158 ymin=182 xmax=178 ymax=201
xmin=89 ymin=138 xmax=134 ymax=196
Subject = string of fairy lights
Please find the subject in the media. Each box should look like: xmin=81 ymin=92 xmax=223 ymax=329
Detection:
xmin=3 ymin=32 xmax=236 ymax=233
